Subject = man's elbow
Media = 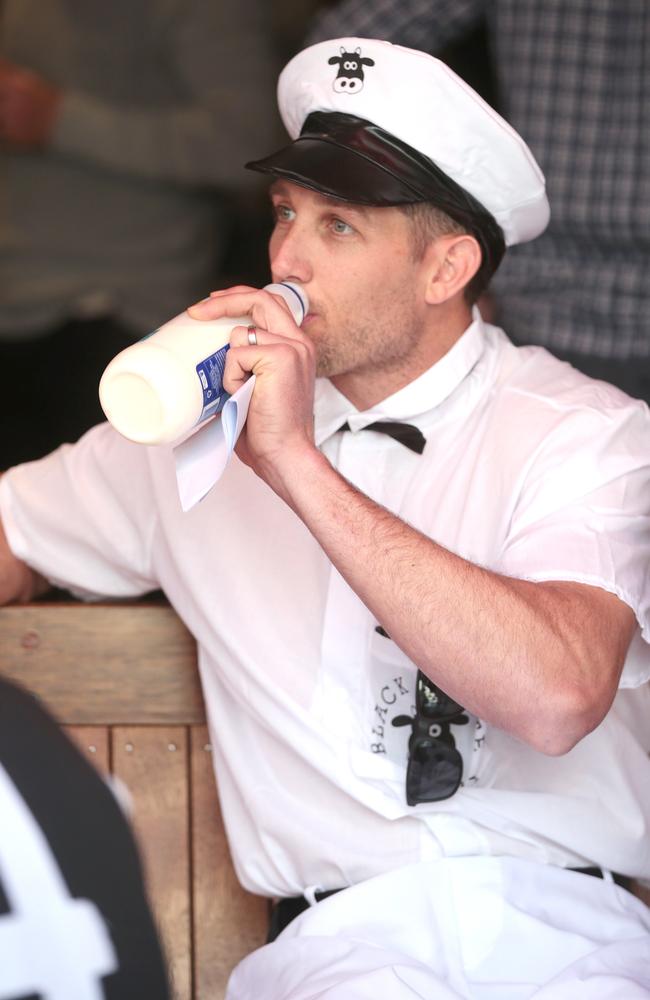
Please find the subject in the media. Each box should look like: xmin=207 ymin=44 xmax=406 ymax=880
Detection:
xmin=526 ymin=673 xmax=616 ymax=757
xmin=0 ymin=568 xmax=44 ymax=606
xmin=0 ymin=556 xmax=49 ymax=606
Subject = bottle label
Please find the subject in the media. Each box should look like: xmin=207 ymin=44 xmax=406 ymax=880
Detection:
xmin=196 ymin=345 xmax=230 ymax=423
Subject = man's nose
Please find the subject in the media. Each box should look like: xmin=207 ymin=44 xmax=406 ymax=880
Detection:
xmin=269 ymin=228 xmax=313 ymax=285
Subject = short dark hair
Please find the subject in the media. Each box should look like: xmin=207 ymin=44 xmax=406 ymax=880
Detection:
xmin=399 ymin=201 xmax=505 ymax=304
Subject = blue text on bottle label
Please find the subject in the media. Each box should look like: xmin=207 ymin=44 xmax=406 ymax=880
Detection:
xmin=196 ymin=345 xmax=230 ymax=423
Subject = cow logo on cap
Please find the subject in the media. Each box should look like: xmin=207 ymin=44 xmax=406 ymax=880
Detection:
xmin=328 ymin=47 xmax=375 ymax=94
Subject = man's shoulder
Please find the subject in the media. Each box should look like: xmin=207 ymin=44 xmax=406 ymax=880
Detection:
xmin=473 ymin=327 xmax=650 ymax=474
xmin=489 ymin=329 xmax=647 ymax=423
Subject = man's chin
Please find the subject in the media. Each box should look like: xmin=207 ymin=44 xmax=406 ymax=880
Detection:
xmin=314 ymin=349 xmax=343 ymax=380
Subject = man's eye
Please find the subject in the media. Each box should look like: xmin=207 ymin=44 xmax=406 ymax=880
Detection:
xmin=274 ymin=204 xmax=295 ymax=222
xmin=331 ymin=218 xmax=353 ymax=235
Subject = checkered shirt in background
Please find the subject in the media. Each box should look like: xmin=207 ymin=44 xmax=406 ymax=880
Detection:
xmin=308 ymin=0 xmax=650 ymax=361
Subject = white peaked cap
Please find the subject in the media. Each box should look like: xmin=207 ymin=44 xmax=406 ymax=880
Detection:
xmin=256 ymin=38 xmax=550 ymax=247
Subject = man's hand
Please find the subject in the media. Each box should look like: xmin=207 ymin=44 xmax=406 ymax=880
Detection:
xmin=0 ymin=60 xmax=62 ymax=149
xmin=188 ymin=286 xmax=320 ymax=501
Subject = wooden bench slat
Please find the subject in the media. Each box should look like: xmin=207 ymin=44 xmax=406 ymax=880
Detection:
xmin=114 ymin=725 xmax=192 ymax=1000
xmin=191 ymin=726 xmax=269 ymax=999
xmin=0 ymin=603 xmax=204 ymax=724
xmin=63 ymin=725 xmax=110 ymax=773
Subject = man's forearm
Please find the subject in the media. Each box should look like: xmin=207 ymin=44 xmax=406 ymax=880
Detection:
xmin=276 ymin=447 xmax=634 ymax=755
xmin=0 ymin=503 xmax=48 ymax=605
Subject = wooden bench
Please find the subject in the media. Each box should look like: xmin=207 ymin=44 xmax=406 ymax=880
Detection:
xmin=0 ymin=600 xmax=268 ymax=1000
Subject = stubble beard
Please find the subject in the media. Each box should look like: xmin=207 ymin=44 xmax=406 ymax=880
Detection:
xmin=313 ymin=302 xmax=424 ymax=382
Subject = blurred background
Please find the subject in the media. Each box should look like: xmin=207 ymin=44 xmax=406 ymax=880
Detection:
xmin=1 ymin=0 xmax=646 ymax=468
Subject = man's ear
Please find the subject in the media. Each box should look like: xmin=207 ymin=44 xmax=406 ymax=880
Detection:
xmin=423 ymin=234 xmax=482 ymax=305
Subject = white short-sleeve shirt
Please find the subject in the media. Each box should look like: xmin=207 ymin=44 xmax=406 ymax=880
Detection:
xmin=2 ymin=312 xmax=649 ymax=896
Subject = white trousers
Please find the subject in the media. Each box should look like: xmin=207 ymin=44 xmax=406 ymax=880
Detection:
xmin=226 ymin=858 xmax=650 ymax=1000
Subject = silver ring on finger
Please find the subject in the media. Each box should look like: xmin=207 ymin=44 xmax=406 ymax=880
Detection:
xmin=247 ymin=325 xmax=257 ymax=346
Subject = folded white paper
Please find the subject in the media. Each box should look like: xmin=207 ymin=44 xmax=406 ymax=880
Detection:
xmin=173 ymin=375 xmax=256 ymax=511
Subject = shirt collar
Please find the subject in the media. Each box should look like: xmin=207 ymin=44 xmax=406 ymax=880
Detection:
xmin=314 ymin=307 xmax=487 ymax=447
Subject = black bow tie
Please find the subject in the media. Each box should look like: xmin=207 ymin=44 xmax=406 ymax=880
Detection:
xmin=338 ymin=420 xmax=426 ymax=455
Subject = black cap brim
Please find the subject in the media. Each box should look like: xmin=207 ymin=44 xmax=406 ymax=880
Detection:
xmin=246 ymin=132 xmax=426 ymax=206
